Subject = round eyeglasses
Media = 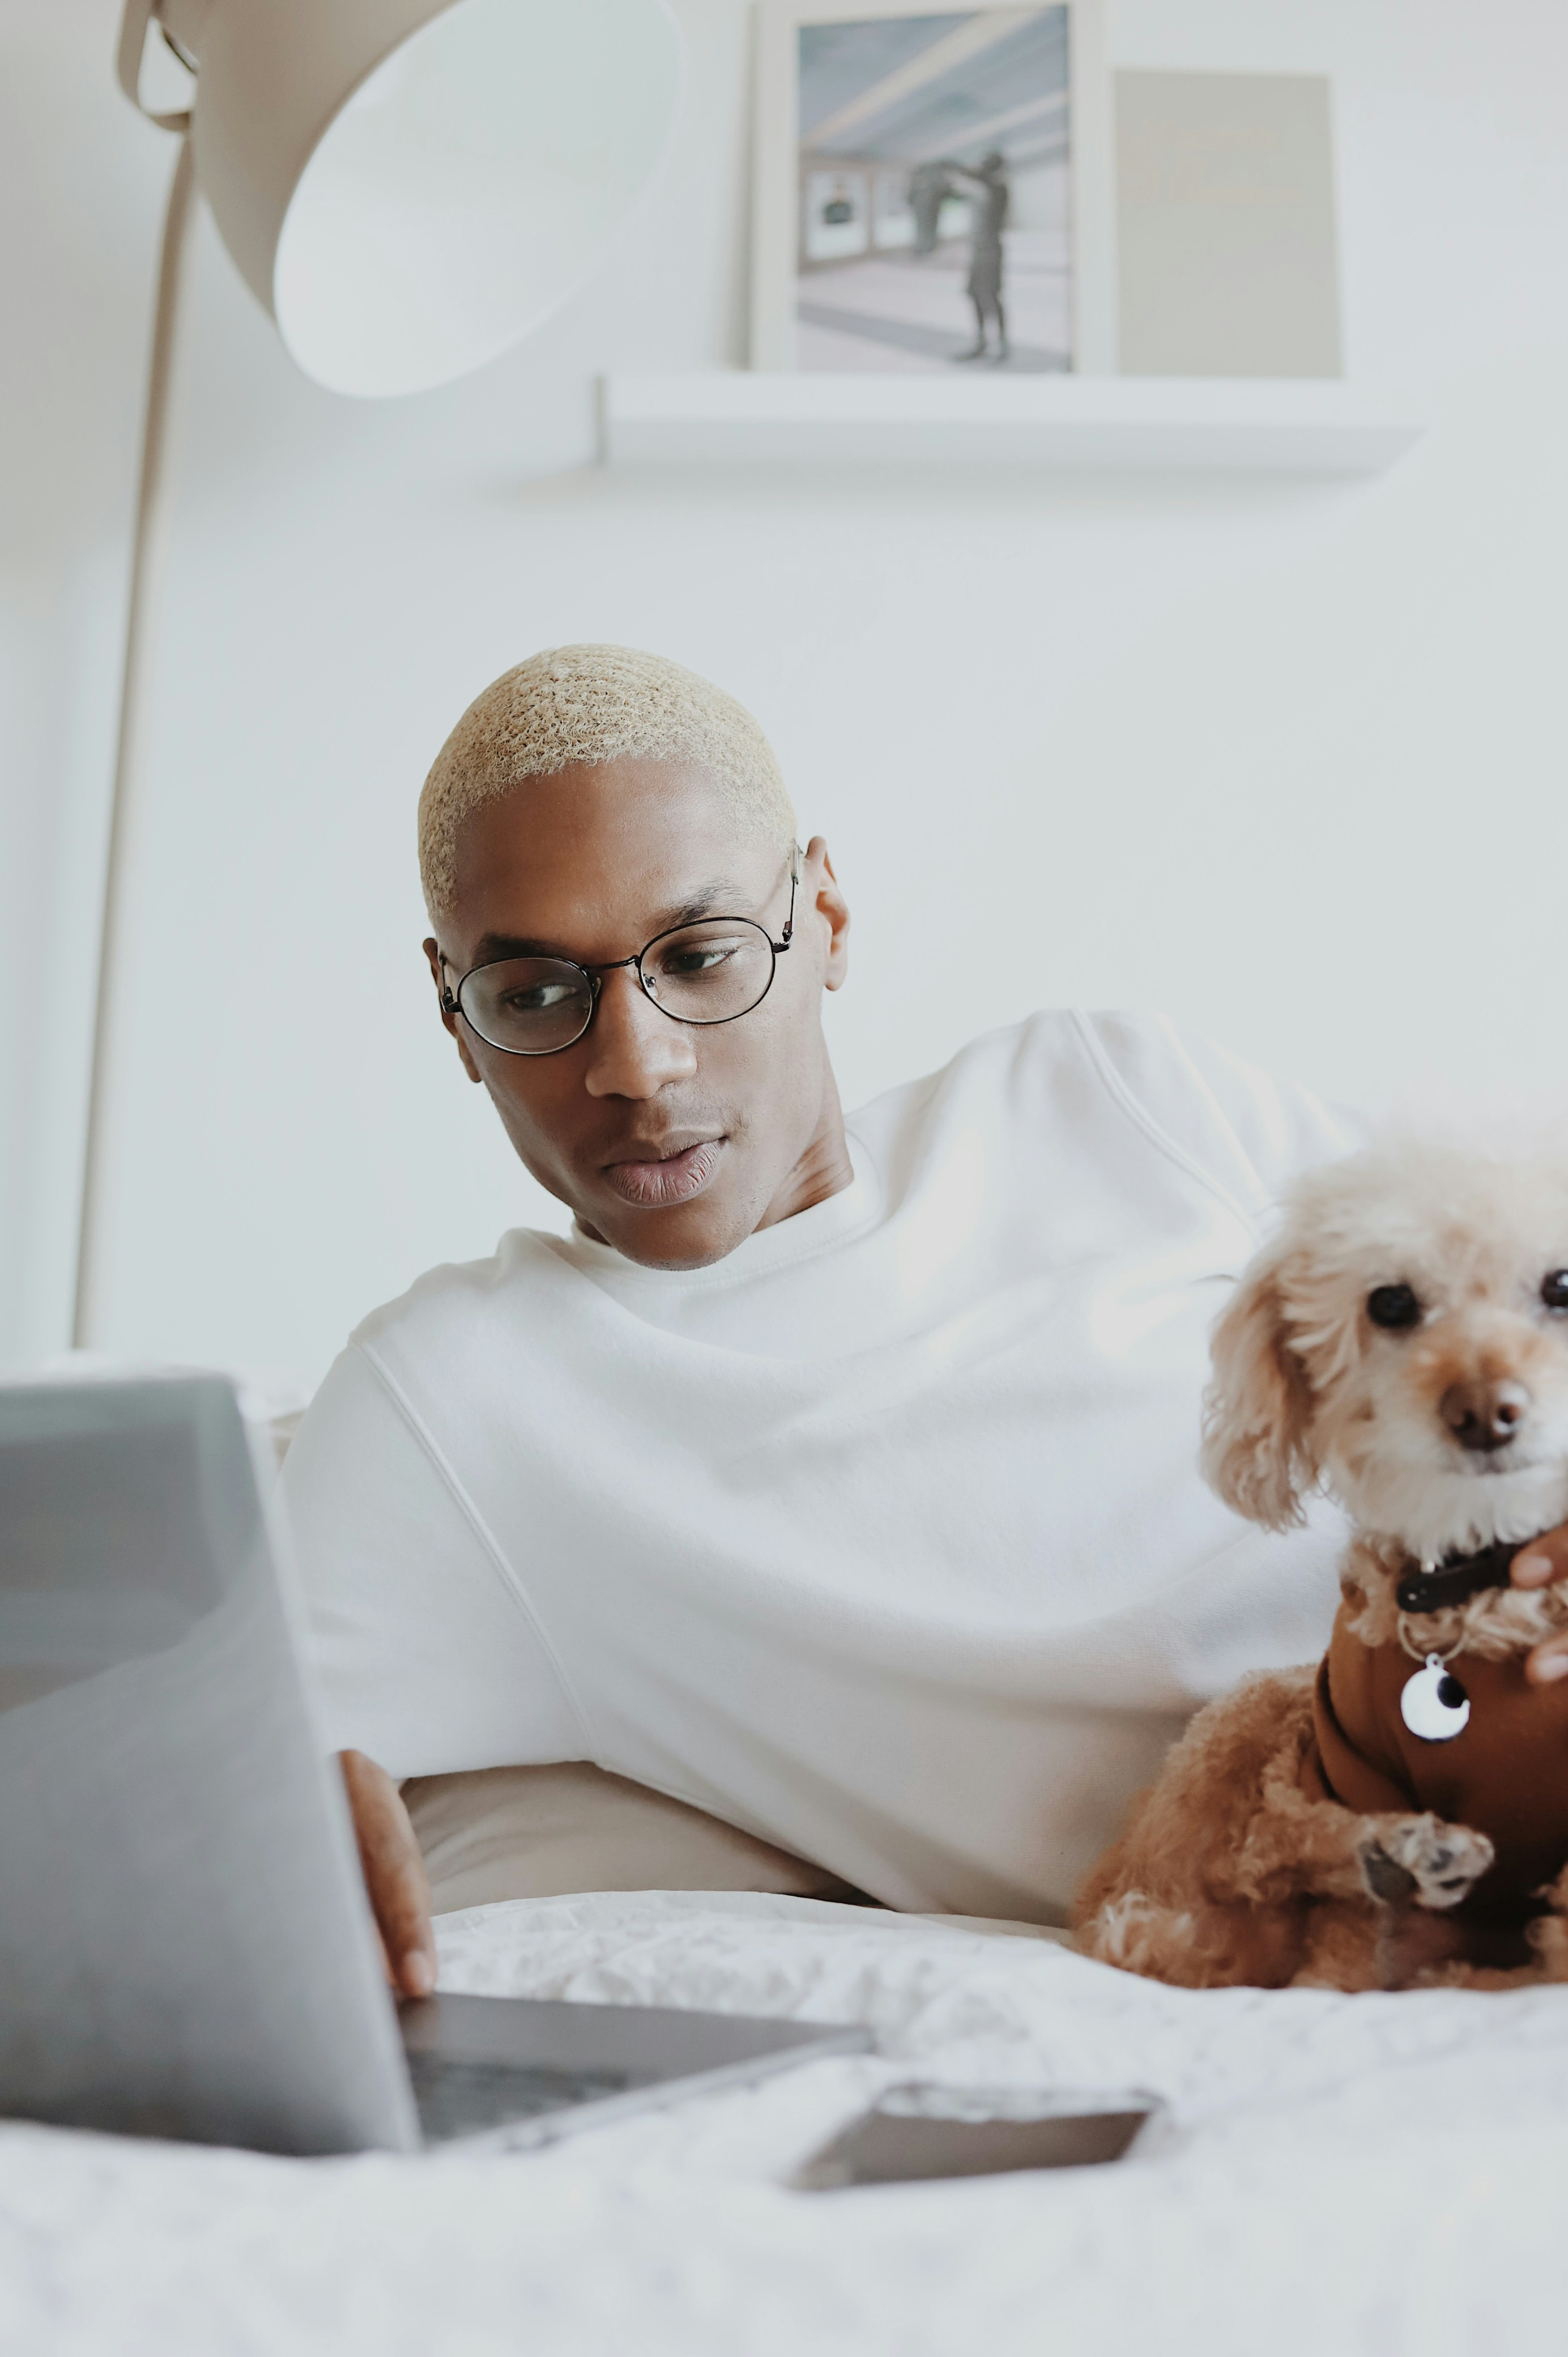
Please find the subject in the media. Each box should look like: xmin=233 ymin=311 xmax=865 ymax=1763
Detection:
xmin=440 ymin=856 xmax=799 ymax=1058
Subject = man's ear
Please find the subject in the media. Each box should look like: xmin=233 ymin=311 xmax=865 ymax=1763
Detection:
xmin=804 ymin=837 xmax=850 ymax=992
xmin=423 ymin=937 xmax=483 ymax=1084
xmin=1200 ymin=1240 xmax=1318 ymax=1530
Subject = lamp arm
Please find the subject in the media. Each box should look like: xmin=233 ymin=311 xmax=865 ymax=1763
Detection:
xmin=72 ymin=135 xmax=201 ymax=1350
xmin=117 ymin=0 xmax=194 ymax=130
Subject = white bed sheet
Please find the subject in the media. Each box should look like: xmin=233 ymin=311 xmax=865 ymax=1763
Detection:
xmin=3 ymin=1888 xmax=1567 ymax=2355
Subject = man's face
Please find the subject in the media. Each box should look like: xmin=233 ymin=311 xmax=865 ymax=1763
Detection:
xmin=424 ymin=759 xmax=850 ymax=1269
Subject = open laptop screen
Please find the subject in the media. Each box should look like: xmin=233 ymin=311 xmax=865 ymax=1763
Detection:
xmin=0 ymin=1396 xmax=227 ymax=1709
xmin=0 ymin=1376 xmax=417 ymax=2152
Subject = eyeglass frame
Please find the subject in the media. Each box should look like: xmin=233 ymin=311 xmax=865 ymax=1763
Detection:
xmin=438 ymin=849 xmax=802 ymax=1058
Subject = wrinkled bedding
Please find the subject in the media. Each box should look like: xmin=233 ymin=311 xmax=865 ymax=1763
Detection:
xmin=4 ymin=1888 xmax=1567 ymax=2355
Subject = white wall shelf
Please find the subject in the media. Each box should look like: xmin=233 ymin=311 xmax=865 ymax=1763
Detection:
xmin=600 ymin=374 xmax=1424 ymax=474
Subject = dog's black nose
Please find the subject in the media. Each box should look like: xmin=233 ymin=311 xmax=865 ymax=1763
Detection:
xmin=1439 ymin=1378 xmax=1530 ymax=1452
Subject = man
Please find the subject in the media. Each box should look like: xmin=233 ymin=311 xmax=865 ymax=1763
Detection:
xmin=946 ymin=150 xmax=1009 ymax=363
xmin=287 ymin=645 xmax=1568 ymax=1999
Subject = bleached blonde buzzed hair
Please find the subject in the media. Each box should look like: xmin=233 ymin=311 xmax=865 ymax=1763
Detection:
xmin=417 ymin=644 xmax=797 ymax=920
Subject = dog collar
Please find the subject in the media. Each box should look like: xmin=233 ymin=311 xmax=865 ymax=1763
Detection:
xmin=1394 ymin=1538 xmax=1528 ymax=1616
xmin=1394 ymin=1535 xmax=1549 ymax=1746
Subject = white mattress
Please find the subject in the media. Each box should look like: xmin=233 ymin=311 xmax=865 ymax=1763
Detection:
xmin=5 ymin=1888 xmax=1567 ymax=2354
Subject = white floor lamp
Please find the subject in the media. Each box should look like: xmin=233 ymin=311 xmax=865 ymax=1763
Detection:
xmin=74 ymin=0 xmax=683 ymax=1347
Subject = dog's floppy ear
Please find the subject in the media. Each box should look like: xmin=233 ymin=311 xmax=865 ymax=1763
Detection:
xmin=1200 ymin=1240 xmax=1317 ymax=1529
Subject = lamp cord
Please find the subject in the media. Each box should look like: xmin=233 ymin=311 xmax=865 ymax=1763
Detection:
xmin=72 ymin=135 xmax=199 ymax=1348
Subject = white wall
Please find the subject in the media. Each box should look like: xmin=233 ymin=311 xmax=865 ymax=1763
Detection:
xmin=5 ymin=0 xmax=1568 ymax=1393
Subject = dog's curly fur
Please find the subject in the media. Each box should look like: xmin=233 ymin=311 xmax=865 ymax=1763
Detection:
xmin=1075 ymin=1139 xmax=1568 ymax=1992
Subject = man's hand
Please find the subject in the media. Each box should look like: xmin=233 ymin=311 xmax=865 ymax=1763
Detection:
xmin=1511 ymin=1530 xmax=1568 ymax=1685
xmin=338 ymin=1749 xmax=437 ymax=1999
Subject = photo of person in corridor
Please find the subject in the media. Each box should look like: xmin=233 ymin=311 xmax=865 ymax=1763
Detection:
xmin=787 ymin=7 xmax=1071 ymax=373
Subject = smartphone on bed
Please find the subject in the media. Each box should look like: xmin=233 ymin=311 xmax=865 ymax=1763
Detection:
xmin=797 ymin=2086 xmax=1163 ymax=2189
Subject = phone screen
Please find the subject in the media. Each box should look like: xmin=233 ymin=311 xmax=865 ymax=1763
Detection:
xmin=797 ymin=2085 xmax=1161 ymax=2189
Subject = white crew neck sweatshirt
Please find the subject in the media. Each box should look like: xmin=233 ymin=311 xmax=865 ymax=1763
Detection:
xmin=281 ymin=1010 xmax=1353 ymax=1924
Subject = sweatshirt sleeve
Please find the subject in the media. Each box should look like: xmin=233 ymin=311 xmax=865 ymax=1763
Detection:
xmin=276 ymin=1342 xmax=587 ymax=1779
xmin=1075 ymin=1009 xmax=1364 ymax=1233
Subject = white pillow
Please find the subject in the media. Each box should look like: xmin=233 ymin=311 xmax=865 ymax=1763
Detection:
xmin=403 ymin=1762 xmax=876 ymax=1913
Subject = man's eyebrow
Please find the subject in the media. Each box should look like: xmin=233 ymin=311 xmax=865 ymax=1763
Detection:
xmin=656 ymin=878 xmax=742 ymax=930
xmin=468 ymin=931 xmax=570 ymax=963
xmin=467 ymin=881 xmax=744 ymax=968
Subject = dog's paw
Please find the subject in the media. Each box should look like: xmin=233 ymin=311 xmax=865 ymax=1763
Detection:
xmin=1357 ymin=1815 xmax=1494 ymax=1911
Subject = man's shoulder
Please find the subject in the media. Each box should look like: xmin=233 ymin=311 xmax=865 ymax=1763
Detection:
xmin=846 ymin=1006 xmax=1091 ymax=1135
xmin=850 ymin=1008 xmax=1354 ymax=1224
xmin=347 ymin=1226 xmax=570 ymax=1360
xmin=285 ymin=1228 xmax=577 ymax=1488
xmin=849 ymin=1005 xmax=1250 ymax=1146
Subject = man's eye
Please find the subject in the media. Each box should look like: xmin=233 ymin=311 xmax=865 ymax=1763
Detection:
xmin=662 ymin=942 xmax=740 ymax=978
xmin=1543 ymin=1271 xmax=1568 ymax=1312
xmin=1367 ymin=1284 xmax=1422 ymax=1331
xmin=502 ymin=981 xmax=576 ymax=1014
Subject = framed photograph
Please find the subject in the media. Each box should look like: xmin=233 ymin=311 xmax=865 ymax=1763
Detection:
xmin=751 ymin=0 xmax=1114 ymax=374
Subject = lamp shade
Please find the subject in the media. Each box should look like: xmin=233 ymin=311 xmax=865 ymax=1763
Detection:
xmin=164 ymin=0 xmax=683 ymax=397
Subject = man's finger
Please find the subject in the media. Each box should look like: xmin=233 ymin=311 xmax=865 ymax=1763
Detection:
xmin=1512 ymin=1526 xmax=1568 ymax=1589
xmin=339 ymin=1750 xmax=437 ymax=1998
xmin=1527 ymin=1627 xmax=1568 ymax=1685
xmin=1512 ymin=1528 xmax=1568 ymax=1683
xmin=364 ymin=1833 xmax=437 ymax=1998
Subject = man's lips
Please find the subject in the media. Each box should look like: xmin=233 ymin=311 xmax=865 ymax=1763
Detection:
xmin=602 ymin=1137 xmax=726 ymax=1209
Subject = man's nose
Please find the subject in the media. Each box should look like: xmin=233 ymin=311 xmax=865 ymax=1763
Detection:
xmin=1439 ymin=1376 xmax=1531 ymax=1453
xmin=583 ymin=968 xmax=698 ymax=1098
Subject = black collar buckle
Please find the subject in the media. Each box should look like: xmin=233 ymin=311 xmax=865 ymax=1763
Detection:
xmin=1395 ymin=1539 xmax=1526 ymax=1616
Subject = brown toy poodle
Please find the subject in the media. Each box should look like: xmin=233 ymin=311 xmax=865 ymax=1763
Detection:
xmin=1075 ymin=1141 xmax=1568 ymax=1992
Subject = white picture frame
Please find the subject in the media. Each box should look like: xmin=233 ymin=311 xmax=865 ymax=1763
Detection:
xmin=750 ymin=0 xmax=1115 ymax=375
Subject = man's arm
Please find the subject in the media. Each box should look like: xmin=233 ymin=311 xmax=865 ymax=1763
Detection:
xmin=1510 ymin=1536 xmax=1568 ymax=1682
xmin=1071 ymin=1010 xmax=1361 ymax=1235
xmin=339 ymin=1749 xmax=436 ymax=1998
xmin=280 ymin=1339 xmax=585 ymax=1772
xmin=280 ymin=1339 xmax=589 ymax=1983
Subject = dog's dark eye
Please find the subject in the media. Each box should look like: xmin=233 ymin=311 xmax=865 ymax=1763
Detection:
xmin=1543 ymin=1271 xmax=1568 ymax=1312
xmin=1367 ymin=1284 xmax=1422 ymax=1331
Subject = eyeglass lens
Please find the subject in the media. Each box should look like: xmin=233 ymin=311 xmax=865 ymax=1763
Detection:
xmin=458 ymin=917 xmax=778 ymax=1055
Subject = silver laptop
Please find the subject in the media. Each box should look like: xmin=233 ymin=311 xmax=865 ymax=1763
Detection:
xmin=0 ymin=1375 xmax=870 ymax=2155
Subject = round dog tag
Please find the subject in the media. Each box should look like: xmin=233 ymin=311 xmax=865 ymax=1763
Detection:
xmin=1400 ymin=1654 xmax=1471 ymax=1742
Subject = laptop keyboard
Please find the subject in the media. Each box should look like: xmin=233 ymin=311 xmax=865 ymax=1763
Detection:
xmin=405 ymin=2050 xmax=640 ymax=2143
